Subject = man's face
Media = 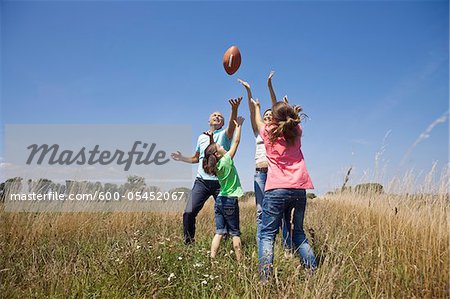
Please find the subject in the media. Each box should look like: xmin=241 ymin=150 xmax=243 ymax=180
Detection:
xmin=209 ymin=112 xmax=224 ymax=128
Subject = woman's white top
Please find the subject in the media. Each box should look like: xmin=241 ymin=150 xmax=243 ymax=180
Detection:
xmin=255 ymin=134 xmax=268 ymax=165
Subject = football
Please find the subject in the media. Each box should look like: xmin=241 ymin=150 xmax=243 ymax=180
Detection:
xmin=222 ymin=45 xmax=241 ymax=75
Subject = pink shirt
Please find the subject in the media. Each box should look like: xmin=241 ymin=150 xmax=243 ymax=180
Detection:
xmin=260 ymin=124 xmax=314 ymax=191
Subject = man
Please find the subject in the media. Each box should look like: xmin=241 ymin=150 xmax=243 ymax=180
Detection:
xmin=171 ymin=97 xmax=242 ymax=244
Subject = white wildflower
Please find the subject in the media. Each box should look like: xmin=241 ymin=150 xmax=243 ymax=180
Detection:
xmin=168 ymin=273 xmax=176 ymax=282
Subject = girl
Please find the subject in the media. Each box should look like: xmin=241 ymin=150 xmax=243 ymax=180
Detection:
xmin=203 ymin=116 xmax=245 ymax=261
xmin=251 ymin=98 xmax=317 ymax=280
xmin=238 ymin=72 xmax=293 ymax=255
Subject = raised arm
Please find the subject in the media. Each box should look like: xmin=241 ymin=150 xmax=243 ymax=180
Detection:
xmin=171 ymin=151 xmax=200 ymax=164
xmin=238 ymin=79 xmax=259 ymax=137
xmin=228 ymin=116 xmax=244 ymax=159
xmin=268 ymin=71 xmax=277 ymax=106
xmin=250 ymin=98 xmax=265 ymax=135
xmin=225 ymin=97 xmax=243 ymax=139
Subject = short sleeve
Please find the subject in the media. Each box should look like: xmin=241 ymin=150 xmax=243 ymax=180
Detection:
xmin=216 ymin=129 xmax=232 ymax=151
xmin=195 ymin=135 xmax=201 ymax=153
xmin=217 ymin=152 xmax=232 ymax=173
xmin=223 ymin=129 xmax=231 ymax=141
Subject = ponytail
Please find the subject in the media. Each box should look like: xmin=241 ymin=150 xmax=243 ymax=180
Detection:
xmin=203 ymin=143 xmax=219 ymax=176
xmin=269 ymin=102 xmax=304 ymax=146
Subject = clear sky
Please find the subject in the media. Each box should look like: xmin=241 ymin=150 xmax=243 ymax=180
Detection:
xmin=1 ymin=0 xmax=449 ymax=194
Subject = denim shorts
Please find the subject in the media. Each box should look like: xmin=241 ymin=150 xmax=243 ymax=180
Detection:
xmin=214 ymin=196 xmax=240 ymax=236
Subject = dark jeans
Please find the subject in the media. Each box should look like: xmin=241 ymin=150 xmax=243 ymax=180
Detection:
xmin=183 ymin=177 xmax=220 ymax=244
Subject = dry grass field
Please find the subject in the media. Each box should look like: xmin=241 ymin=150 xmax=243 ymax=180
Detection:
xmin=1 ymin=190 xmax=448 ymax=298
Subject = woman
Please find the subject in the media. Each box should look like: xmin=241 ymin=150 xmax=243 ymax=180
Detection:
xmin=251 ymin=98 xmax=317 ymax=281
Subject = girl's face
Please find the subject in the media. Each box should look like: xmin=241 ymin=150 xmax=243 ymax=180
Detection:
xmin=215 ymin=144 xmax=227 ymax=157
xmin=263 ymin=110 xmax=273 ymax=124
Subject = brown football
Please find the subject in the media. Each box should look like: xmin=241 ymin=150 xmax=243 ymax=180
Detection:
xmin=222 ymin=45 xmax=241 ymax=75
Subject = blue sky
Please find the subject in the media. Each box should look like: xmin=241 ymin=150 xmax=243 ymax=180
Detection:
xmin=1 ymin=0 xmax=449 ymax=194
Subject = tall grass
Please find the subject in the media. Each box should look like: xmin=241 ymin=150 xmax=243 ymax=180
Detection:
xmin=1 ymin=184 xmax=448 ymax=298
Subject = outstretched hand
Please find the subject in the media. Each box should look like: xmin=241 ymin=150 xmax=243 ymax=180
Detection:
xmin=237 ymin=78 xmax=250 ymax=90
xmin=268 ymin=71 xmax=277 ymax=104
xmin=171 ymin=151 xmax=182 ymax=161
xmin=233 ymin=116 xmax=245 ymax=127
xmin=229 ymin=97 xmax=243 ymax=109
xmin=250 ymin=98 xmax=261 ymax=109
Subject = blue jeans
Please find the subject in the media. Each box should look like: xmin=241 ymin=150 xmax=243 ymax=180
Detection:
xmin=254 ymin=171 xmax=291 ymax=248
xmin=214 ymin=196 xmax=240 ymax=236
xmin=258 ymin=188 xmax=317 ymax=280
xmin=254 ymin=171 xmax=266 ymax=244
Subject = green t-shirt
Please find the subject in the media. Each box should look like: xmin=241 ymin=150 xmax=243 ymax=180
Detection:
xmin=216 ymin=152 xmax=244 ymax=197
